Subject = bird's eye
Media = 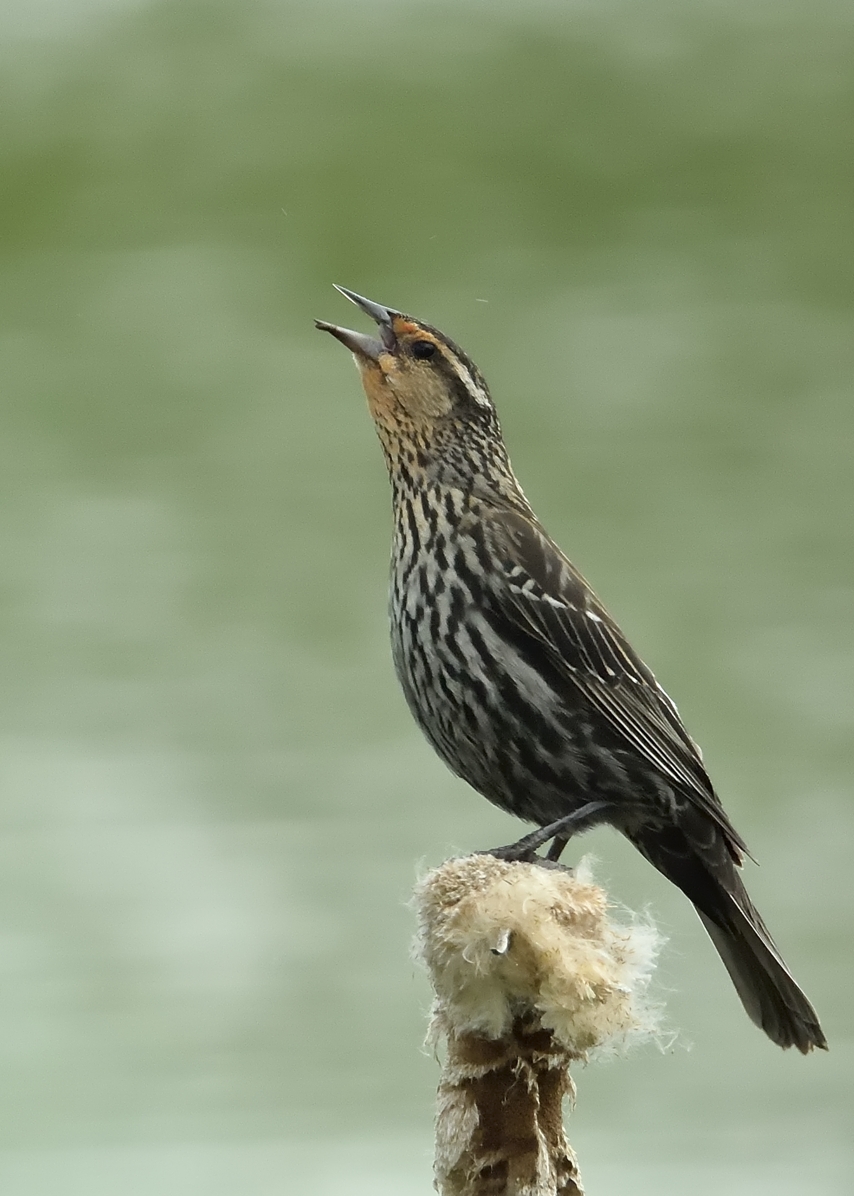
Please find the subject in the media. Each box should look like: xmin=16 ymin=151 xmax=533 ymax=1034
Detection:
xmin=411 ymin=340 xmax=436 ymax=360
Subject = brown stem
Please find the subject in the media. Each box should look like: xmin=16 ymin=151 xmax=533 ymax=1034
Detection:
xmin=414 ymin=854 xmax=660 ymax=1196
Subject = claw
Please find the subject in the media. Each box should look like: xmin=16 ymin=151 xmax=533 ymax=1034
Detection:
xmin=479 ymin=800 xmax=611 ymax=864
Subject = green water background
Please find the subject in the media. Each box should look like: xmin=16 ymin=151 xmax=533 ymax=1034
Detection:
xmin=1 ymin=0 xmax=852 ymax=1191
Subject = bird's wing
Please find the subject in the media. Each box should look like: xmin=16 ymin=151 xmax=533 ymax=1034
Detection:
xmin=478 ymin=504 xmax=749 ymax=858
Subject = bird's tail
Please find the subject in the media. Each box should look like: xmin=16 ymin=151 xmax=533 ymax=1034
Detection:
xmin=631 ymin=825 xmax=827 ymax=1053
xmin=695 ymin=895 xmax=826 ymax=1052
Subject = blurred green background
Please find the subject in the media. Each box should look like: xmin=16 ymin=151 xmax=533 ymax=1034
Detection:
xmin=1 ymin=0 xmax=852 ymax=1191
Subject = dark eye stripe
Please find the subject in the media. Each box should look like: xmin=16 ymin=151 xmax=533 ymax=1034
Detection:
xmin=434 ymin=351 xmax=487 ymax=408
xmin=406 ymin=319 xmax=492 ymax=407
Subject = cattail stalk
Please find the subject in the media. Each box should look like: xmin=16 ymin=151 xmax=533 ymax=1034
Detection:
xmin=414 ymin=854 xmax=660 ymax=1196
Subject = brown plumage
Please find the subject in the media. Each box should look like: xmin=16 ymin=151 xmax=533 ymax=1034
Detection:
xmin=316 ymin=286 xmax=826 ymax=1052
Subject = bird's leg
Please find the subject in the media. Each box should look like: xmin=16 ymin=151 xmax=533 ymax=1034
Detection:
xmin=546 ymin=834 xmax=569 ymax=862
xmin=482 ymin=800 xmax=610 ymax=864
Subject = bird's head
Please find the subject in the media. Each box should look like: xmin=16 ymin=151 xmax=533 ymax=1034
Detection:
xmin=315 ymin=287 xmax=502 ymax=474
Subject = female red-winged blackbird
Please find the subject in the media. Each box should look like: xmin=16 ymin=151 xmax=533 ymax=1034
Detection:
xmin=316 ymin=286 xmax=826 ymax=1053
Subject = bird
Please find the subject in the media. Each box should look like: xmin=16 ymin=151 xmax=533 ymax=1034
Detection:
xmin=315 ymin=285 xmax=826 ymax=1053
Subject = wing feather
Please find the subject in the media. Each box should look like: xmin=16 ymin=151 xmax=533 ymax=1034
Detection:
xmin=478 ymin=504 xmax=749 ymax=858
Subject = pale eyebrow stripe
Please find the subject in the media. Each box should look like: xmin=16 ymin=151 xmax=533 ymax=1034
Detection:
xmin=439 ymin=344 xmax=490 ymax=406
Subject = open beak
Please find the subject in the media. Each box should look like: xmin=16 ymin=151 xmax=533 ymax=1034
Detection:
xmin=314 ymin=285 xmax=400 ymax=361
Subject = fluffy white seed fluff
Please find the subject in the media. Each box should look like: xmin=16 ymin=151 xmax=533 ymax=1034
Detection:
xmin=415 ymin=854 xmax=661 ymax=1057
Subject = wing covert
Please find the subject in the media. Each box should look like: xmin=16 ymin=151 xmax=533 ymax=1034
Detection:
xmin=477 ymin=504 xmax=748 ymax=856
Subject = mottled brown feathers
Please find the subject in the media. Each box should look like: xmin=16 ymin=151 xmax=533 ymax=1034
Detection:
xmin=317 ymin=290 xmax=826 ymax=1053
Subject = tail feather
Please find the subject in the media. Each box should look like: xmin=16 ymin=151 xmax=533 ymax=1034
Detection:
xmin=696 ymin=902 xmax=826 ymax=1053
xmin=630 ymin=823 xmax=826 ymax=1052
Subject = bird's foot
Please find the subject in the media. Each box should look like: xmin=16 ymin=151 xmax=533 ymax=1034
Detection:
xmin=479 ymin=800 xmax=610 ymax=866
xmin=478 ymin=827 xmax=548 ymax=865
